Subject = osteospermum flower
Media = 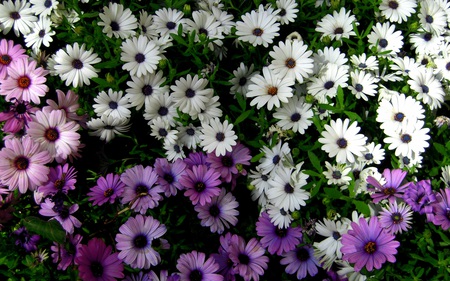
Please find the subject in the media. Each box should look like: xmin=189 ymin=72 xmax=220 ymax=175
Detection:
xmin=75 ymin=238 xmax=124 ymax=281
xmin=0 ymin=0 xmax=37 ymax=37
xmin=180 ymin=164 xmax=222 ymax=206
xmin=44 ymin=89 xmax=85 ymax=122
xmin=176 ymin=250 xmax=223 ymax=281
xmin=379 ymin=201 xmax=413 ymax=234
xmin=318 ymin=118 xmax=367 ymax=164
xmin=314 ymin=218 xmax=348 ymax=268
xmin=115 ymin=214 xmax=167 ymax=269
xmin=341 ymin=217 xmax=400 ymax=272
xmin=229 ymin=62 xmax=258 ymax=96
xmin=315 ymin=7 xmax=357 ymax=41
xmin=51 ymin=234 xmax=82 ymax=270
xmin=0 ymin=39 xmax=27 ymax=80
xmin=367 ymin=22 xmax=404 ymax=56
xmin=125 ymin=70 xmax=169 ymax=110
xmin=273 ymin=95 xmax=314 ymax=134
xmin=431 ymin=188 xmax=450 ymax=230
xmin=87 ymin=173 xmax=125 ymax=206
xmin=93 ymin=89 xmax=132 ymax=119
xmin=0 ymin=57 xmax=48 ymax=104
xmin=307 ymin=64 xmax=349 ymax=103
xmin=258 ymin=141 xmax=293 ymax=175
xmin=121 ymin=35 xmax=161 ymax=77
xmin=379 ymin=0 xmax=417 ymax=24
xmin=87 ymin=114 xmax=131 ymax=143
xmin=170 ymin=74 xmax=213 ymax=116
xmin=29 ymin=0 xmax=59 ymax=17
xmin=199 ymin=118 xmax=237 ymax=157
xmin=27 ymin=109 xmax=80 ymax=161
xmin=348 ymin=69 xmax=379 ymax=101
xmin=281 ymin=245 xmax=320 ymax=279
xmin=0 ymin=136 xmax=51 ymax=194
xmin=39 ymin=198 xmax=81 ymax=234
xmin=98 ymin=2 xmax=137 ymax=39
xmin=24 ymin=16 xmax=55 ymax=53
xmin=53 ymin=42 xmax=101 ymax=87
xmin=235 ymin=4 xmax=280 ymax=48
xmin=383 ymin=119 xmax=430 ymax=158
xmin=152 ymin=7 xmax=186 ymax=38
xmin=13 ymin=226 xmax=40 ymax=252
xmin=275 ymin=0 xmax=299 ymax=24
xmin=367 ymin=168 xmax=409 ymax=204
xmin=154 ymin=157 xmax=187 ymax=197
xmin=407 ymin=68 xmax=445 ymax=110
xmin=0 ymin=99 xmax=38 ymax=134
xmin=38 ymin=163 xmax=77 ymax=197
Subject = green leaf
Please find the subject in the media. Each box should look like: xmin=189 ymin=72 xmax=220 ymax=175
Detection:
xmin=434 ymin=143 xmax=447 ymax=156
xmin=344 ymin=111 xmax=363 ymax=122
xmin=234 ymin=110 xmax=254 ymax=125
xmin=308 ymin=150 xmax=323 ymax=173
xmin=337 ymin=86 xmax=344 ymax=110
xmin=353 ymin=200 xmax=370 ymax=216
xmin=324 ymin=187 xmax=343 ymax=199
xmin=22 ymin=216 xmax=66 ymax=244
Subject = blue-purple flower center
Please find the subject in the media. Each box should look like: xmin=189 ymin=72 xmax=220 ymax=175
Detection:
xmin=189 ymin=269 xmax=203 ymax=281
xmin=355 ymin=83 xmax=363 ymax=92
xmin=209 ymin=204 xmax=220 ymax=217
xmin=44 ymin=0 xmax=53 ymax=8
xmin=391 ymin=212 xmax=403 ymax=224
xmin=276 ymin=227 xmax=287 ymax=237
xmin=186 ymin=128 xmax=195 ymax=136
xmin=388 ymin=1 xmax=398 ymax=9
xmin=216 ymin=132 xmax=225 ymax=142
xmin=109 ymin=101 xmax=118 ymax=109
xmin=296 ymin=247 xmax=310 ymax=261
xmin=164 ymin=173 xmax=174 ymax=184
xmin=199 ymin=28 xmax=208 ymax=36
xmin=332 ymin=231 xmax=340 ymax=240
xmin=221 ymin=156 xmax=233 ymax=167
xmin=133 ymin=234 xmax=148 ymax=248
xmin=284 ymin=183 xmax=294 ymax=194
xmin=14 ymin=156 xmax=29 ymax=170
xmin=365 ymin=153 xmax=374 ymax=160
xmin=336 ymin=138 xmax=347 ymax=148
xmin=10 ymin=12 xmax=20 ymax=20
xmin=421 ymin=84 xmax=429 ymax=93
xmin=394 ymin=112 xmax=404 ymax=122
xmin=280 ymin=208 xmax=287 ymax=216
xmin=185 ymin=88 xmax=196 ymax=98
xmin=324 ymin=81 xmax=334 ymax=90
xmin=379 ymin=39 xmax=388 ymax=48
xmin=166 ymin=21 xmax=176 ymax=30
xmin=425 ymin=15 xmax=434 ymax=24
xmin=364 ymin=241 xmax=377 ymax=254
xmin=402 ymin=156 xmax=410 ymax=165
xmin=238 ymin=253 xmax=250 ymax=265
xmin=158 ymin=106 xmax=169 ymax=116
xmin=424 ymin=33 xmax=432 ymax=42
xmin=90 ymin=261 xmax=104 ymax=277
xmin=195 ymin=182 xmax=206 ymax=192
xmin=272 ymin=155 xmax=280 ymax=164
xmin=135 ymin=53 xmax=145 ymax=63
xmin=332 ymin=170 xmax=341 ymax=179
xmin=136 ymin=185 xmax=149 ymax=197
xmin=15 ymin=102 xmax=28 ymax=114
xmin=253 ymin=28 xmax=263 ymax=37
xmin=110 ymin=21 xmax=120 ymax=31
xmin=72 ymin=59 xmax=83 ymax=69
xmin=159 ymin=128 xmax=168 ymax=137
xmin=446 ymin=208 xmax=450 ymax=220
xmin=38 ymin=29 xmax=46 ymax=38
xmin=358 ymin=63 xmax=367 ymax=69
xmin=238 ymin=77 xmax=247 ymax=86
xmin=142 ymin=85 xmax=153 ymax=96
xmin=285 ymin=58 xmax=296 ymax=68
xmin=334 ymin=27 xmax=344 ymax=35
xmin=401 ymin=134 xmax=412 ymax=143
xmin=291 ymin=113 xmax=301 ymax=122
xmin=261 ymin=174 xmax=268 ymax=181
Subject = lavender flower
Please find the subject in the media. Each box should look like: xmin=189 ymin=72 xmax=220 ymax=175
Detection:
xmin=184 ymin=151 xmax=209 ymax=168
xmin=38 ymin=163 xmax=77 ymax=197
xmin=176 ymin=250 xmax=223 ymax=281
xmin=154 ymin=157 xmax=187 ymax=197
xmin=206 ymin=142 xmax=251 ymax=183
xmin=379 ymin=201 xmax=413 ymax=234
xmin=87 ymin=173 xmax=125 ymax=206
xmin=50 ymin=233 xmax=82 ymax=270
xmin=280 ymin=245 xmax=320 ymax=280
xmin=0 ymin=99 xmax=38 ymax=134
xmin=39 ymin=198 xmax=81 ymax=234
xmin=367 ymin=168 xmax=409 ymax=203
xmin=404 ymin=179 xmax=436 ymax=221
xmin=180 ymin=164 xmax=222 ymax=206
xmin=431 ymin=188 xmax=450 ymax=230
xmin=13 ymin=226 xmax=40 ymax=252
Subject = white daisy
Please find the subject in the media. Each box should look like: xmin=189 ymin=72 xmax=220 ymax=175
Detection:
xmin=258 ymin=141 xmax=293 ymax=175
xmin=24 ymin=15 xmax=55 ymax=53
xmin=149 ymin=117 xmax=178 ymax=144
xmin=98 ymin=2 xmax=137 ymax=39
xmin=246 ymin=67 xmax=294 ymax=110
xmin=435 ymin=52 xmax=450 ymax=81
xmin=268 ymin=39 xmax=314 ymax=83
xmin=441 ymin=165 xmax=450 ymax=188
xmin=87 ymin=115 xmax=131 ymax=143
xmin=367 ymin=22 xmax=404 ymax=56
xmin=410 ymin=31 xmax=443 ymax=56
xmin=199 ymin=117 xmax=237 ymax=157
xmin=275 ymin=0 xmax=298 ymax=25
xmin=348 ymin=69 xmax=379 ymax=101
xmin=0 ymin=0 xmax=37 ymax=37
xmin=152 ymin=7 xmax=186 ymax=38
xmin=185 ymin=10 xmax=224 ymax=50
xmin=229 ymin=62 xmax=258 ymax=96
xmin=143 ymin=92 xmax=176 ymax=127
xmin=314 ymin=218 xmax=348 ymax=266
xmin=30 ymin=0 xmax=59 ymax=17
xmin=273 ymin=95 xmax=313 ymax=134
xmin=318 ymin=118 xmax=367 ymax=164
xmin=163 ymin=139 xmax=185 ymax=162
xmin=170 ymin=74 xmax=213 ymax=116
xmin=419 ymin=0 xmax=447 ymax=35
xmin=313 ymin=46 xmax=348 ymax=74
xmin=177 ymin=123 xmax=201 ymax=149
xmin=398 ymin=152 xmax=423 ymax=172
xmin=376 ymin=92 xmax=425 ymax=132
xmin=211 ymin=6 xmax=234 ymax=36
xmin=53 ymin=42 xmax=101 ymax=88
xmin=249 ymin=167 xmax=271 ymax=207
xmin=383 ymin=119 xmax=430 ymax=157
xmin=93 ymin=89 xmax=132 ymax=119
xmin=266 ymin=204 xmax=293 ymax=229
xmin=389 ymin=56 xmax=421 ymax=76
xmin=407 ymin=68 xmax=445 ymax=110
xmin=379 ymin=0 xmax=417 ymax=24
xmin=358 ymin=142 xmax=385 ymax=165
xmin=307 ymin=64 xmax=349 ymax=103
xmin=120 ymin=35 xmax=161 ymax=77
xmin=350 ymin=53 xmax=379 ymax=71
xmin=194 ymin=95 xmax=223 ymax=123
xmin=235 ymin=4 xmax=280 ymax=48
xmin=323 ymin=161 xmax=352 ymax=187
xmin=315 ymin=7 xmax=357 ymax=41
xmin=125 ymin=71 xmax=168 ymax=110
xmin=138 ymin=10 xmax=158 ymax=39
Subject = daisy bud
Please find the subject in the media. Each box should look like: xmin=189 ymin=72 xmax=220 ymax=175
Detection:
xmin=321 ymin=35 xmax=331 ymax=45
xmin=158 ymin=59 xmax=168 ymax=69
xmin=327 ymin=209 xmax=337 ymax=219
xmin=408 ymin=21 xmax=419 ymax=31
xmin=247 ymin=184 xmax=255 ymax=191
xmin=401 ymin=85 xmax=410 ymax=93
xmin=305 ymin=94 xmax=315 ymax=104
xmin=106 ymin=73 xmax=114 ymax=83
xmin=291 ymin=210 xmax=301 ymax=220
xmin=183 ymin=4 xmax=191 ymax=16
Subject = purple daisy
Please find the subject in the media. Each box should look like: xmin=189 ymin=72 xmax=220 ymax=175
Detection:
xmin=27 ymin=109 xmax=81 ymax=162
xmin=0 ymin=136 xmax=51 ymax=194
xmin=44 ymin=89 xmax=87 ymax=123
xmin=228 ymin=234 xmax=269 ymax=281
xmin=431 ymin=188 xmax=450 ymax=230
xmin=0 ymin=99 xmax=39 ymax=134
xmin=75 ymin=237 xmax=124 ymax=281
xmin=194 ymin=187 xmax=239 ymax=234
xmin=211 ymin=232 xmax=235 ymax=281
xmin=378 ymin=201 xmax=413 ymax=235
xmin=148 ymin=270 xmax=181 ymax=281
xmin=0 ymin=57 xmax=48 ymax=104
xmin=184 ymin=151 xmax=209 ymax=168
xmin=256 ymin=211 xmax=302 ymax=255
xmin=206 ymin=142 xmax=251 ymax=183
xmin=51 ymin=233 xmax=82 ymax=270
xmin=39 ymin=163 xmax=77 ymax=197
xmin=13 ymin=226 xmax=40 ymax=252
xmin=0 ymin=39 xmax=27 ymax=80
xmin=181 ymin=164 xmax=222 ymax=206
xmin=115 ymin=214 xmax=167 ymax=269
xmin=176 ymin=250 xmax=223 ymax=281
xmin=120 ymin=165 xmax=164 ymax=214
xmin=154 ymin=157 xmax=187 ymax=197
xmin=39 ymin=198 xmax=81 ymax=234
xmin=341 ymin=216 xmax=400 ymax=272
xmin=367 ymin=168 xmax=409 ymax=204
xmin=280 ymin=245 xmax=320 ymax=280
xmin=404 ymin=179 xmax=436 ymax=221
xmin=88 ymin=173 xmax=125 ymax=206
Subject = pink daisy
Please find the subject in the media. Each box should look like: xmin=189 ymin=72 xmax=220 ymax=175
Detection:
xmin=0 ymin=38 xmax=27 ymax=80
xmin=44 ymin=89 xmax=86 ymax=122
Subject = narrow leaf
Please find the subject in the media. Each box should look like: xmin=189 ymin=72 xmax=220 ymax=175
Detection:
xmin=22 ymin=216 xmax=66 ymax=244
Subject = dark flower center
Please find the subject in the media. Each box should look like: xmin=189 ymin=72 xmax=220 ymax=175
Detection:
xmin=280 ymin=208 xmax=287 ymax=216
xmin=238 ymin=253 xmax=250 ymax=265
xmin=425 ymin=15 xmax=434 ymax=24
xmin=110 ymin=21 xmax=120 ymax=31
xmin=332 ymin=231 xmax=340 ymax=240
xmin=189 ymin=269 xmax=203 ymax=281
xmin=424 ymin=33 xmax=432 ymax=42
xmin=238 ymin=77 xmax=247 ymax=86
xmin=72 ymin=59 xmax=83 ymax=69
xmin=215 ymin=132 xmax=225 ymax=142
xmin=355 ymin=83 xmax=363 ymax=92
xmin=44 ymin=0 xmax=53 ymax=8
xmin=186 ymin=128 xmax=195 ymax=136
xmin=209 ymin=204 xmax=220 ymax=217
xmin=108 ymin=101 xmax=118 ymax=109
xmin=421 ymin=58 xmax=428 ymax=65
xmin=0 ymin=54 xmax=12 ymax=65
xmin=276 ymin=227 xmax=287 ymax=238
xmin=388 ymin=1 xmax=399 ymax=9
xmin=285 ymin=58 xmax=296 ymax=69
xmin=158 ymin=106 xmax=168 ymax=116
xmin=103 ymin=188 xmax=114 ymax=197
xmin=59 ymin=207 xmax=69 ymax=219
xmin=446 ymin=208 xmax=450 ymax=220
xmin=401 ymin=134 xmax=412 ymax=143
xmin=358 ymin=63 xmax=367 ymax=69
xmin=135 ymin=53 xmax=145 ymax=63
xmin=199 ymin=28 xmax=208 ymax=36
xmin=291 ymin=113 xmax=301 ymax=122
xmin=253 ymin=28 xmax=263 ymax=36
xmin=379 ymin=39 xmax=388 ymax=48
xmin=90 ymin=261 xmax=104 ymax=277
xmin=267 ymin=86 xmax=278 ymax=96
xmin=279 ymin=9 xmax=286 ymax=16
xmin=164 ymin=173 xmax=174 ymax=183
xmin=135 ymin=185 xmax=149 ymax=196
xmin=195 ymin=182 xmax=206 ymax=192
xmin=18 ymin=76 xmax=31 ymax=89
xmin=391 ymin=212 xmax=403 ymax=224
xmin=383 ymin=187 xmax=396 ymax=195
xmin=402 ymin=156 xmax=410 ymax=165
xmin=445 ymin=62 xmax=450 ymax=71
xmin=332 ymin=170 xmax=342 ymax=179
xmin=14 ymin=156 xmax=29 ymax=170
xmin=10 ymin=12 xmax=21 ymax=20
xmin=365 ymin=153 xmax=374 ymax=160
xmin=272 ymin=155 xmax=280 ymax=164
xmin=45 ymin=128 xmax=59 ymax=142
xmin=336 ymin=138 xmax=347 ymax=148
xmin=394 ymin=112 xmax=404 ymax=122
xmin=185 ymin=89 xmax=196 ymax=98
xmin=421 ymin=85 xmax=429 ymax=93
xmin=142 ymin=85 xmax=153 ymax=96
xmin=159 ymin=128 xmax=168 ymax=137
xmin=133 ymin=234 xmax=149 ymax=249
xmin=174 ymin=145 xmax=181 ymax=153
xmin=261 ymin=174 xmax=268 ymax=181
xmin=284 ymin=183 xmax=294 ymax=194
xmin=166 ymin=21 xmax=176 ymax=30
xmin=16 ymin=102 xmax=27 ymax=114
xmin=296 ymin=247 xmax=310 ymax=261
xmin=324 ymin=81 xmax=334 ymax=90
xmin=221 ymin=156 xmax=233 ymax=167
xmin=54 ymin=177 xmax=66 ymax=190
xmin=364 ymin=241 xmax=377 ymax=254
xmin=334 ymin=27 xmax=344 ymax=34
xmin=38 ymin=29 xmax=46 ymax=38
